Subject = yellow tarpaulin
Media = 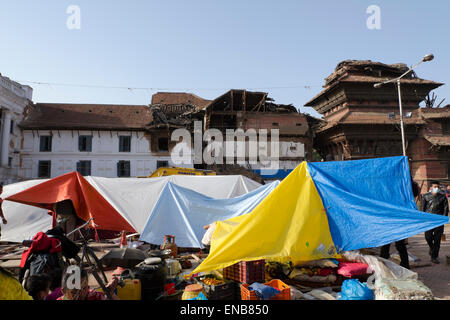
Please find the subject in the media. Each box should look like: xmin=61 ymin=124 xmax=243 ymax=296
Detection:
xmin=192 ymin=162 xmax=340 ymax=274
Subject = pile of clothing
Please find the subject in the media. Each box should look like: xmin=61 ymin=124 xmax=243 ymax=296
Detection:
xmin=288 ymin=258 xmax=370 ymax=285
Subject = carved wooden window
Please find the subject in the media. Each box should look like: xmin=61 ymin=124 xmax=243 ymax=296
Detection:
xmin=442 ymin=121 xmax=450 ymax=135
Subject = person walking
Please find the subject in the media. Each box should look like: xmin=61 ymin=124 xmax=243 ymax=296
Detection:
xmin=421 ymin=181 xmax=449 ymax=264
xmin=380 ymin=240 xmax=410 ymax=269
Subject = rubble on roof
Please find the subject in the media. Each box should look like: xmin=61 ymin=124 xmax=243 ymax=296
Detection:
xmin=146 ymin=103 xmax=203 ymax=130
xmin=205 ymin=89 xmax=300 ymax=114
xmin=324 ymin=60 xmax=438 ymax=88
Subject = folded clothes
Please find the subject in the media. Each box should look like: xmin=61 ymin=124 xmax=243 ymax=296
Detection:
xmin=294 ymin=259 xmax=339 ymax=268
xmin=289 ymin=273 xmax=337 ymax=284
xmin=316 ymin=268 xmax=335 ymax=277
xmin=248 ymin=282 xmax=280 ymax=300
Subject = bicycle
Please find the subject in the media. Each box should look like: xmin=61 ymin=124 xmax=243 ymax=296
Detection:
xmin=66 ymin=217 xmax=114 ymax=300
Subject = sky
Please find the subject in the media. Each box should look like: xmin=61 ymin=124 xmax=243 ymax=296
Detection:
xmin=0 ymin=0 xmax=449 ymax=118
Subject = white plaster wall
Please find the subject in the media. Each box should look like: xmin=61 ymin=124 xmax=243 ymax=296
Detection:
xmin=20 ymin=130 xmax=193 ymax=179
xmin=0 ymin=75 xmax=33 ymax=184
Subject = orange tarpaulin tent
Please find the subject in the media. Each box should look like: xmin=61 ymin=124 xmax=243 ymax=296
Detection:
xmin=6 ymin=172 xmax=135 ymax=233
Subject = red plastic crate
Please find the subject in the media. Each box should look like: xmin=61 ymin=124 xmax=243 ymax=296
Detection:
xmin=241 ymin=279 xmax=290 ymax=300
xmin=223 ymin=260 xmax=265 ymax=284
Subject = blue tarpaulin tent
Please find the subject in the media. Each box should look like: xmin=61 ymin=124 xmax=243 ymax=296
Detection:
xmin=307 ymin=156 xmax=449 ymax=252
xmin=139 ymin=180 xmax=280 ymax=247
xmin=193 ymin=156 xmax=450 ymax=273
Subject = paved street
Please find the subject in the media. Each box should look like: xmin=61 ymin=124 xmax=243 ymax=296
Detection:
xmin=407 ymin=227 xmax=450 ymax=299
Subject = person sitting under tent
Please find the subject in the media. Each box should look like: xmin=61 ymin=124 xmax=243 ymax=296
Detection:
xmin=53 ymin=200 xmax=78 ymax=241
xmin=202 ymin=222 xmax=216 ymax=252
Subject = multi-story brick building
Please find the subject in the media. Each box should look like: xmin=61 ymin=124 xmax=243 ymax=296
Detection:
xmin=408 ymin=107 xmax=450 ymax=193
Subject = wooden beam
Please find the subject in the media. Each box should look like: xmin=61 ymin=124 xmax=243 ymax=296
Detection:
xmin=230 ymin=90 xmax=234 ymax=112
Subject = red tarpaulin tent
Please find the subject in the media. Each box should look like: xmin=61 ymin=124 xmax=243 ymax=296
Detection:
xmin=6 ymin=172 xmax=135 ymax=233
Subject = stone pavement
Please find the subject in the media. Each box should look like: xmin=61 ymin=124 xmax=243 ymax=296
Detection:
xmin=405 ymin=227 xmax=450 ymax=299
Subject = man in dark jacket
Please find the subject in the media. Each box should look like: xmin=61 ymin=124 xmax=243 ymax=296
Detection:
xmin=421 ymin=181 xmax=449 ymax=264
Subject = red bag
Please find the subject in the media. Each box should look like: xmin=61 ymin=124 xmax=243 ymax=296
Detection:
xmin=20 ymin=232 xmax=62 ymax=268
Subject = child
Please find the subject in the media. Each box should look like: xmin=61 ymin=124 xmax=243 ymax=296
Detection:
xmin=24 ymin=274 xmax=51 ymax=300
xmin=45 ymin=268 xmax=63 ymax=300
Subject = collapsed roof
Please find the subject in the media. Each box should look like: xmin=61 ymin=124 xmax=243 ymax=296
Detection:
xmin=205 ymin=89 xmax=298 ymax=113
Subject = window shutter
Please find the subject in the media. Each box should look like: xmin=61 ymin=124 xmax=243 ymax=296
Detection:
xmin=88 ymin=136 xmax=92 ymax=152
xmin=127 ymin=137 xmax=131 ymax=152
xmin=125 ymin=161 xmax=130 ymax=176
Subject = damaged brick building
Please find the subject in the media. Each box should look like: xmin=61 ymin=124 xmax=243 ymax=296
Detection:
xmin=147 ymin=90 xmax=314 ymax=181
xmin=305 ymin=60 xmax=450 ymax=192
xmin=201 ymin=89 xmax=313 ymax=179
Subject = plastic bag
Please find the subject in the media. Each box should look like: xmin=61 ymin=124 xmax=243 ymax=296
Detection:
xmin=338 ymin=279 xmax=374 ymax=300
xmin=342 ymin=250 xmax=418 ymax=281
xmin=290 ymin=287 xmax=307 ymax=300
xmin=248 ymin=282 xmax=280 ymax=300
xmin=341 ymin=250 xmax=429 ymax=300
xmin=308 ymin=289 xmax=337 ymax=300
xmin=374 ymin=278 xmax=433 ymax=300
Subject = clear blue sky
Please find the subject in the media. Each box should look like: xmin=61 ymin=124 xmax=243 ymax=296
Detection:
xmin=0 ymin=0 xmax=449 ymax=117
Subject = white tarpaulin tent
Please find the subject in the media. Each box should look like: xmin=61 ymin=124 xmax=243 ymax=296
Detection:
xmin=1 ymin=174 xmax=261 ymax=243
xmin=139 ymin=180 xmax=280 ymax=247
xmin=1 ymin=179 xmax=52 ymax=243
xmin=85 ymin=175 xmax=261 ymax=233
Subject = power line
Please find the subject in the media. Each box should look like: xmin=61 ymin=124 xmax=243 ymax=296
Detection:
xmin=17 ymin=80 xmax=322 ymax=92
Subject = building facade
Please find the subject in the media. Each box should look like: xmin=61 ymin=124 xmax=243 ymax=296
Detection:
xmin=408 ymin=107 xmax=450 ymax=193
xmin=16 ymin=90 xmax=312 ymax=181
xmin=19 ymin=103 xmax=186 ymax=179
xmin=0 ymin=74 xmax=33 ymax=184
